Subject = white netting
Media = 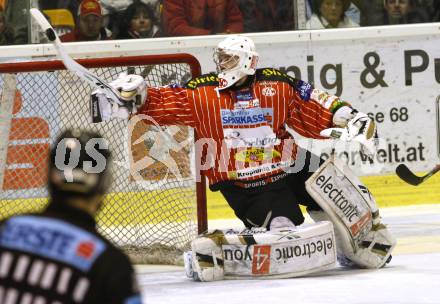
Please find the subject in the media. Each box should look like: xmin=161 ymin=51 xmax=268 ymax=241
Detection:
xmin=0 ymin=55 xmax=205 ymax=264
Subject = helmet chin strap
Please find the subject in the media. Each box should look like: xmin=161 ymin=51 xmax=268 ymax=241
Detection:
xmin=233 ymin=75 xmax=249 ymax=87
xmin=218 ymin=71 xmax=251 ymax=90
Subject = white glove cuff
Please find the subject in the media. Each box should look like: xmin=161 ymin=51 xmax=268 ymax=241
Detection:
xmin=333 ymin=106 xmax=356 ymax=127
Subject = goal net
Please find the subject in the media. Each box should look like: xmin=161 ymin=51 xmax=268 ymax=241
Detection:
xmin=0 ymin=54 xmax=207 ymax=264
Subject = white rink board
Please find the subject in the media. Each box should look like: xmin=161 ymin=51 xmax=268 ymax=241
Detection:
xmin=1 ymin=24 xmax=439 ymax=175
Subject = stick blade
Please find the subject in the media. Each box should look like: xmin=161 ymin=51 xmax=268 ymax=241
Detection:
xmin=395 ymin=164 xmax=422 ymax=186
xmin=30 ymin=8 xmax=59 ymax=42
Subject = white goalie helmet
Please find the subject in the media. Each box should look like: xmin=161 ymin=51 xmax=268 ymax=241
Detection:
xmin=214 ymin=35 xmax=259 ymax=89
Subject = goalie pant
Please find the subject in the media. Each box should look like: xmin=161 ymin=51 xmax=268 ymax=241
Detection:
xmin=0 ymin=202 xmax=142 ymax=304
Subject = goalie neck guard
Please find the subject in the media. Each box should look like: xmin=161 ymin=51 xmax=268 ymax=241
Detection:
xmin=214 ymin=35 xmax=259 ymax=89
xmin=48 ymin=129 xmax=112 ymax=201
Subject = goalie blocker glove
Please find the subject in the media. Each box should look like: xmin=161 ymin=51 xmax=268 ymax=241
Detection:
xmin=90 ymin=73 xmax=147 ymax=123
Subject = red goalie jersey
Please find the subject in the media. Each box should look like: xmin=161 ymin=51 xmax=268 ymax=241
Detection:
xmin=139 ymin=68 xmax=349 ymax=187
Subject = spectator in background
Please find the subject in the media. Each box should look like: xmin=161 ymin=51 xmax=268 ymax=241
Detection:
xmin=100 ymin=0 xmax=160 ymax=15
xmin=413 ymin=0 xmax=436 ymax=21
xmin=99 ymin=0 xmax=161 ymax=38
xmin=361 ymin=0 xmax=386 ymax=25
xmin=306 ymin=0 xmax=359 ymax=29
xmin=60 ymin=0 xmax=112 ymax=42
xmin=163 ymin=0 xmax=243 ymax=36
xmin=2 ymin=0 xmax=28 ymax=44
xmin=344 ymin=0 xmax=362 ymax=24
xmin=0 ymin=7 xmax=14 ymax=45
xmin=382 ymin=0 xmax=429 ymax=24
xmin=237 ymin=0 xmax=295 ymax=33
xmin=117 ymin=0 xmax=160 ymax=39
xmin=305 ymin=0 xmax=365 ymax=25
xmin=0 ymin=129 xmax=143 ymax=303
xmin=432 ymin=0 xmax=440 ymax=21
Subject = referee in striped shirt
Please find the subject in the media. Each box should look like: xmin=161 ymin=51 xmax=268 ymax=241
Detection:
xmin=0 ymin=129 xmax=142 ymax=304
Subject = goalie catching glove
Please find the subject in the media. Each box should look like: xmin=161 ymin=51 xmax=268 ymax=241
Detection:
xmin=320 ymin=106 xmax=379 ymax=157
xmin=90 ymin=73 xmax=147 ymax=123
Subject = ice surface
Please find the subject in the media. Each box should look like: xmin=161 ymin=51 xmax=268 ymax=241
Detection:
xmin=136 ymin=204 xmax=440 ymax=304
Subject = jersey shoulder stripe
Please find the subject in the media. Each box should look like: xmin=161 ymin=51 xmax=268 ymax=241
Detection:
xmin=255 ymin=68 xmax=314 ymax=101
xmin=185 ymin=72 xmax=219 ymax=89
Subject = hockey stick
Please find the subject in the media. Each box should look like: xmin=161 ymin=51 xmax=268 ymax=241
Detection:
xmin=29 ymin=8 xmax=123 ymax=106
xmin=395 ymin=164 xmax=440 ymax=186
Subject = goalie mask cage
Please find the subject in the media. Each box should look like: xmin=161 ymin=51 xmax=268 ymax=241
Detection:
xmin=0 ymin=53 xmax=207 ymax=264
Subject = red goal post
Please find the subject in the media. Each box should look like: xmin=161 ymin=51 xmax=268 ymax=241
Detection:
xmin=0 ymin=53 xmax=207 ymax=264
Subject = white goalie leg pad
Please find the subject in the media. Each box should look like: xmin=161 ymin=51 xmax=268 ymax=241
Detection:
xmin=184 ymin=234 xmax=224 ymax=282
xmin=355 ymin=223 xmax=395 ymax=268
xmin=184 ymin=221 xmax=336 ymax=281
xmin=305 ymin=156 xmax=396 ymax=269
